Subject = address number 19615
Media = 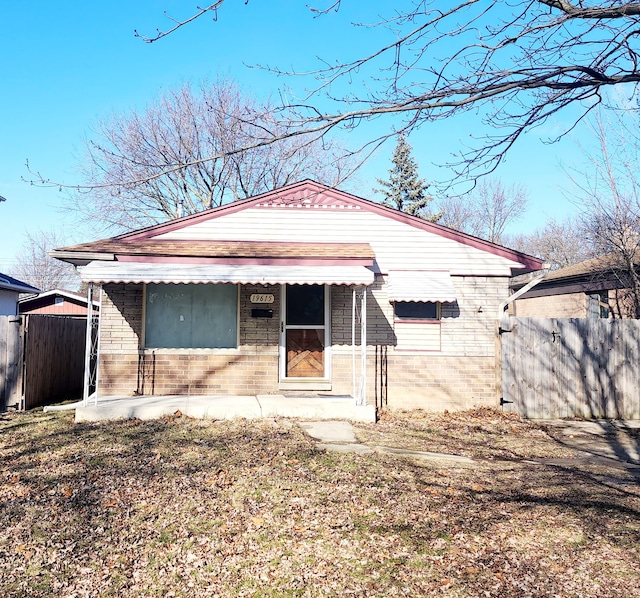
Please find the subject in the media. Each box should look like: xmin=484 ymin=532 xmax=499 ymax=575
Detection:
xmin=250 ymin=293 xmax=275 ymax=304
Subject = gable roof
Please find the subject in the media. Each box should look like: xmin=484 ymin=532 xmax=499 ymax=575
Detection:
xmin=0 ymin=272 xmax=40 ymax=294
xmin=54 ymin=180 xmax=541 ymax=269
xmin=18 ymin=289 xmax=98 ymax=308
xmin=125 ymin=180 xmax=541 ymax=268
xmin=53 ymin=180 xmax=542 ymax=278
xmin=512 ymin=253 xmax=633 ymax=299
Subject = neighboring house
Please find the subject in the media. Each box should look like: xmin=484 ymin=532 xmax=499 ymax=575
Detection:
xmin=511 ymin=254 xmax=638 ymax=319
xmin=52 ymin=180 xmax=541 ymax=411
xmin=0 ymin=273 xmax=40 ymax=316
xmin=18 ymin=289 xmax=98 ymax=317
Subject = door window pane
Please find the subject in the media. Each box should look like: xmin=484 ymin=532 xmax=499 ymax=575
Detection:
xmin=286 ymin=284 xmax=324 ymax=326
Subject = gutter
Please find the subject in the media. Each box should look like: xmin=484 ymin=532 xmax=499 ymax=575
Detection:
xmin=49 ymin=251 xmax=115 ymax=267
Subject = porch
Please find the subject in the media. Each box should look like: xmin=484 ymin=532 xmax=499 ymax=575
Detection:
xmin=70 ymin=393 xmax=377 ymax=423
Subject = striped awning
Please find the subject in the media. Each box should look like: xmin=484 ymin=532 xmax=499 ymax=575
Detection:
xmin=79 ymin=261 xmax=375 ymax=286
xmin=387 ymin=270 xmax=457 ymax=302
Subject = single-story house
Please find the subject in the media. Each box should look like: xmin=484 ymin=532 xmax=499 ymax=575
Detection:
xmin=52 ymin=180 xmax=542 ymax=411
xmin=18 ymin=289 xmax=99 ymax=317
xmin=0 ymin=273 xmax=40 ymax=316
xmin=510 ymin=254 xmax=638 ymax=319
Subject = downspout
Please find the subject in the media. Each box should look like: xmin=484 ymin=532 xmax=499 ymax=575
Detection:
xmin=495 ymin=267 xmax=549 ymax=407
xmin=497 ymin=270 xmax=549 ymax=322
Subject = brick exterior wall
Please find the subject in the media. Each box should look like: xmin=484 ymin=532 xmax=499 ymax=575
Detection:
xmin=99 ymin=283 xmax=280 ymax=397
xmin=513 ymin=293 xmax=588 ymax=318
xmin=98 ymin=275 xmax=508 ymax=412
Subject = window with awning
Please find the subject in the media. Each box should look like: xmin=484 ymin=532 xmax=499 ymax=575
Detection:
xmin=387 ymin=270 xmax=457 ymax=303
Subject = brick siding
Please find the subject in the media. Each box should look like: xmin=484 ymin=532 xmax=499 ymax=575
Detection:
xmin=98 ymin=276 xmax=507 ymax=411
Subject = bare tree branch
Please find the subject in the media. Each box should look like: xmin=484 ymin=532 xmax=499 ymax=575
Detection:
xmin=10 ymin=229 xmax=80 ymax=292
xmin=437 ymin=178 xmax=529 ymax=243
xmin=55 ymin=79 xmax=355 ymax=233
xmin=32 ymin=2 xmax=640 ymax=194
xmin=134 ymin=1 xmax=225 ymax=43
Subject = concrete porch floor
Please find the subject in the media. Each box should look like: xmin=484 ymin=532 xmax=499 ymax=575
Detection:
xmin=74 ymin=394 xmax=377 ymax=423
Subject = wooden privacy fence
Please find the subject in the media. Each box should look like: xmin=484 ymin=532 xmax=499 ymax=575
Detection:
xmin=0 ymin=315 xmax=86 ymax=410
xmin=23 ymin=315 xmax=86 ymax=409
xmin=502 ymin=317 xmax=640 ymax=419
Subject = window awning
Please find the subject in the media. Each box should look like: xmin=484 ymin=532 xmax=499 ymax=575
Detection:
xmin=387 ymin=270 xmax=457 ymax=302
xmin=79 ymin=261 xmax=375 ymax=286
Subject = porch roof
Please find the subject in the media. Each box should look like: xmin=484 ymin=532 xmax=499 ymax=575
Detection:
xmin=387 ymin=270 xmax=458 ymax=303
xmin=53 ymin=240 xmax=375 ymax=266
xmin=79 ymin=261 xmax=375 ymax=286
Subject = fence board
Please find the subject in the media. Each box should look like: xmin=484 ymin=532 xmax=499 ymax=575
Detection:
xmin=503 ymin=317 xmax=640 ymax=419
xmin=0 ymin=315 xmax=23 ymax=409
xmin=0 ymin=316 xmax=7 ymax=408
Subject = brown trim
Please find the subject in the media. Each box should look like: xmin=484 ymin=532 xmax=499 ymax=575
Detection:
xmin=115 ymin=255 xmax=374 ymax=266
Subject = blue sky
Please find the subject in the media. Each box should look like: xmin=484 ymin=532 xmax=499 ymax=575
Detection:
xmin=0 ymin=2 xmax=587 ymax=272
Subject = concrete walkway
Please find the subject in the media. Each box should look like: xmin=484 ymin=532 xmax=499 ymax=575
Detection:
xmin=537 ymin=419 xmax=640 ymax=468
xmin=299 ymin=420 xmax=475 ymax=463
xmin=73 ymin=394 xmax=376 ymax=423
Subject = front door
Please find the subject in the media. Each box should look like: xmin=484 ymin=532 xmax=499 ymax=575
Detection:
xmin=280 ymin=284 xmax=330 ymax=380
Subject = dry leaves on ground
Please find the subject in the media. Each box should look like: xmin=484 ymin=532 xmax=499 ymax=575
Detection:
xmin=0 ymin=408 xmax=638 ymax=597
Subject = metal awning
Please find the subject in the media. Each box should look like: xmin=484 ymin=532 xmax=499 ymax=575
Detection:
xmin=79 ymin=261 xmax=375 ymax=286
xmin=387 ymin=270 xmax=457 ymax=302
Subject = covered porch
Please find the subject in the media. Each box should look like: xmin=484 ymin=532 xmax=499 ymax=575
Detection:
xmin=70 ymin=393 xmax=376 ymax=423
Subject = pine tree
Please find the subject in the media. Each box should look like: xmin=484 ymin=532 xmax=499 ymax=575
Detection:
xmin=375 ymin=134 xmax=441 ymax=222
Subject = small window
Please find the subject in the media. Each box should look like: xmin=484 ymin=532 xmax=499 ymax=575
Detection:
xmin=598 ymin=291 xmax=610 ymax=319
xmin=54 ymin=297 xmax=64 ymax=305
xmin=394 ymin=301 xmax=439 ymax=320
xmin=587 ymin=291 xmax=610 ymax=319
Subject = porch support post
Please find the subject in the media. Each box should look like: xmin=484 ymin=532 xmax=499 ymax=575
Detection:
xmin=82 ymin=283 xmax=94 ymax=406
xmin=357 ymin=287 xmax=367 ymax=406
xmin=82 ymin=283 xmax=102 ymax=407
xmin=93 ymin=285 xmax=103 ymax=407
xmin=352 ymin=286 xmax=356 ymax=402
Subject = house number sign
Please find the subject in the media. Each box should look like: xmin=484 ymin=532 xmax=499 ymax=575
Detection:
xmin=250 ymin=293 xmax=274 ymax=304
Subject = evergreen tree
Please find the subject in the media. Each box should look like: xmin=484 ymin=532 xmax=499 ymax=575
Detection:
xmin=375 ymin=135 xmax=442 ymax=222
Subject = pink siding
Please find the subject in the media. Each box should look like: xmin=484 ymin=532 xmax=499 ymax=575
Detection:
xmin=22 ymin=302 xmax=88 ymax=316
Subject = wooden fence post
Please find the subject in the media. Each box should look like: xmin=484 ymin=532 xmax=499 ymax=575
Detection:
xmin=1 ymin=316 xmax=24 ymax=410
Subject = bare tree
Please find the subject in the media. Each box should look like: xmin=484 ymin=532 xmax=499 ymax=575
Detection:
xmin=66 ymin=79 xmax=354 ymax=233
xmin=437 ymin=179 xmax=529 ymax=244
xmin=128 ymin=1 xmax=640 ymax=183
xmin=510 ymin=218 xmax=595 ymax=270
xmin=568 ymin=108 xmax=640 ymax=316
xmin=11 ymin=229 xmax=80 ymax=292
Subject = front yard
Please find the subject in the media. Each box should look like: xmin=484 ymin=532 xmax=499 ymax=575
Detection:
xmin=1 ymin=408 xmax=638 ymax=597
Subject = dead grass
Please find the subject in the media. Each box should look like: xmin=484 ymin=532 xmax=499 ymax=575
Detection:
xmin=0 ymin=407 xmax=638 ymax=597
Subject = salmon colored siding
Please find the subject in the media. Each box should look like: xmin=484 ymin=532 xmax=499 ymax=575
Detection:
xmin=21 ymin=302 xmax=89 ymax=316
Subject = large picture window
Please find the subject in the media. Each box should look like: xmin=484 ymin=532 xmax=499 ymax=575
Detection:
xmin=145 ymin=283 xmax=238 ymax=349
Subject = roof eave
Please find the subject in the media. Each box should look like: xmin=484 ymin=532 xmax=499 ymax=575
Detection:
xmin=50 ymin=251 xmax=116 ymax=266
